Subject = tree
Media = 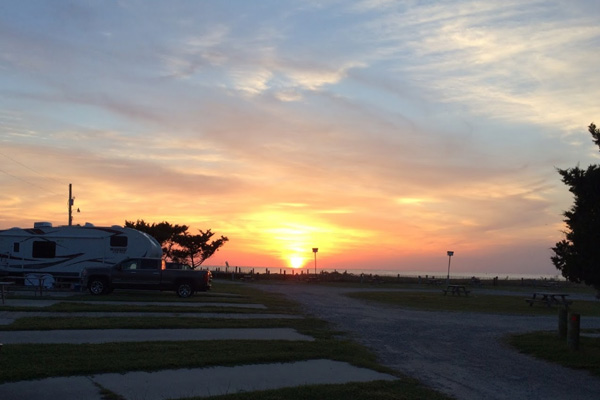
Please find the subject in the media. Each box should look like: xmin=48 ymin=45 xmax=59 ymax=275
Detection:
xmin=551 ymin=123 xmax=600 ymax=294
xmin=125 ymin=220 xmax=228 ymax=268
xmin=125 ymin=220 xmax=188 ymax=260
xmin=171 ymin=230 xmax=229 ymax=268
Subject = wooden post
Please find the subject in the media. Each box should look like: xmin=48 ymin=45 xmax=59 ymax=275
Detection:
xmin=558 ymin=308 xmax=567 ymax=339
xmin=568 ymin=313 xmax=580 ymax=350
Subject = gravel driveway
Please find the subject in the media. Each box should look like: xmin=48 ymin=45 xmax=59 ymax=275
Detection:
xmin=258 ymin=283 xmax=600 ymax=400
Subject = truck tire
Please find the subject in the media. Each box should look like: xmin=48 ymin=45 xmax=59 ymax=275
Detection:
xmin=88 ymin=278 xmax=109 ymax=295
xmin=176 ymin=282 xmax=194 ymax=298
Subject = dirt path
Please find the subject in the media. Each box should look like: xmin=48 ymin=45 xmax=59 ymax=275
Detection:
xmin=258 ymin=283 xmax=600 ymax=400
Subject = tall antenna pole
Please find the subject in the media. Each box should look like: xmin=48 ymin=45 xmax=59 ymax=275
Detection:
xmin=68 ymin=183 xmax=73 ymax=226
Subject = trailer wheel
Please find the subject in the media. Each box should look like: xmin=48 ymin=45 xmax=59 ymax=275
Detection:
xmin=176 ymin=282 xmax=194 ymax=298
xmin=88 ymin=278 xmax=108 ymax=295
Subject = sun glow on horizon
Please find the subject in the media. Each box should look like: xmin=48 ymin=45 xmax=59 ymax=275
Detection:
xmin=289 ymin=256 xmax=305 ymax=269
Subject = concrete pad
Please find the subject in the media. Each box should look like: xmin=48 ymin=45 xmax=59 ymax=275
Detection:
xmin=0 ymin=312 xmax=302 ymax=326
xmin=0 ymin=360 xmax=396 ymax=400
xmin=0 ymin=328 xmax=314 ymax=344
xmin=1 ymin=299 xmax=266 ymax=309
xmin=73 ymin=300 xmax=267 ymax=309
xmin=94 ymin=359 xmax=397 ymax=400
xmin=0 ymin=376 xmax=103 ymax=400
xmin=0 ymin=299 xmax=60 ymax=308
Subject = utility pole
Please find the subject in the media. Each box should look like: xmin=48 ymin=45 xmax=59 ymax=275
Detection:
xmin=312 ymin=248 xmax=318 ymax=276
xmin=446 ymin=251 xmax=454 ymax=284
xmin=68 ymin=183 xmax=73 ymax=226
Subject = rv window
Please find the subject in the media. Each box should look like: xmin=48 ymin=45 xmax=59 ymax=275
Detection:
xmin=110 ymin=236 xmax=128 ymax=247
xmin=13 ymin=243 xmax=20 ymax=253
xmin=32 ymin=241 xmax=56 ymax=258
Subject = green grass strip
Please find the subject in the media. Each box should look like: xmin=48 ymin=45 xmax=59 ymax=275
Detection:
xmin=0 ymin=339 xmax=386 ymax=383
xmin=345 ymin=291 xmax=600 ymax=316
xmin=0 ymin=317 xmax=326 ymax=336
xmin=507 ymin=331 xmax=600 ymax=377
xmin=199 ymin=379 xmax=451 ymax=400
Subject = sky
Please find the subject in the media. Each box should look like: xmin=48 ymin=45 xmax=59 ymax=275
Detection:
xmin=1 ymin=0 xmax=599 ymax=277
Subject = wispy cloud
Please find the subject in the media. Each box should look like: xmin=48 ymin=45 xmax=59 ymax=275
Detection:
xmin=1 ymin=0 xmax=597 ymax=274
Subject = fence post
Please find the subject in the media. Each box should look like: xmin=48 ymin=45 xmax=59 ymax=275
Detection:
xmin=558 ymin=308 xmax=567 ymax=339
xmin=567 ymin=313 xmax=580 ymax=350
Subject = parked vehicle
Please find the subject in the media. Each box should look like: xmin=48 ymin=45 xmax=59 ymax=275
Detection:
xmin=0 ymin=222 xmax=163 ymax=287
xmin=82 ymin=257 xmax=212 ymax=297
xmin=165 ymin=262 xmax=193 ymax=270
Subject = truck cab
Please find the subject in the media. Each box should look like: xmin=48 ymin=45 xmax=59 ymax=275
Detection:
xmin=83 ymin=257 xmax=211 ymax=297
xmin=110 ymin=258 xmax=165 ymax=290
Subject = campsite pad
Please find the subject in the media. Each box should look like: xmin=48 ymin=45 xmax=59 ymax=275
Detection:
xmin=0 ymin=328 xmax=314 ymax=344
xmin=0 ymin=360 xmax=397 ymax=400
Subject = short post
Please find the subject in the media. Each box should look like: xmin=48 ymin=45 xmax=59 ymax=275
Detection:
xmin=567 ymin=313 xmax=580 ymax=350
xmin=558 ymin=308 xmax=568 ymax=339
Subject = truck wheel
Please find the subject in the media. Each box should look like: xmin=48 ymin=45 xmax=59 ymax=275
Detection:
xmin=176 ymin=282 xmax=194 ymax=298
xmin=88 ymin=278 xmax=108 ymax=295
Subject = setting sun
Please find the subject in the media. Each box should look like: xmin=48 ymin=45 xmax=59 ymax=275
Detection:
xmin=289 ymin=256 xmax=305 ymax=269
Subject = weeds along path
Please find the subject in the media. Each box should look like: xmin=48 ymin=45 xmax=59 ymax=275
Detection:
xmin=257 ymin=283 xmax=600 ymax=400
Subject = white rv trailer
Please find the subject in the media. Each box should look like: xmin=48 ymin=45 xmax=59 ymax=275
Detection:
xmin=0 ymin=222 xmax=162 ymax=279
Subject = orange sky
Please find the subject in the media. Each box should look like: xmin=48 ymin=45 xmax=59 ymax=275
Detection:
xmin=2 ymin=1 xmax=599 ymax=276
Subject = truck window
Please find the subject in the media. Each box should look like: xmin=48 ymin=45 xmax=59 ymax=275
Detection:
xmin=140 ymin=259 xmax=159 ymax=270
xmin=110 ymin=236 xmax=128 ymax=247
xmin=121 ymin=260 xmax=138 ymax=270
xmin=32 ymin=241 xmax=56 ymax=258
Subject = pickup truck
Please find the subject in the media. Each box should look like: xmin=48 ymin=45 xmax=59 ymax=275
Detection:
xmin=82 ymin=258 xmax=212 ymax=298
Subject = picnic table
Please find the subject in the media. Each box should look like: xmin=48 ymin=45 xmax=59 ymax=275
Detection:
xmin=525 ymin=292 xmax=572 ymax=308
xmin=0 ymin=281 xmax=15 ymax=304
xmin=25 ymin=273 xmax=52 ymax=296
xmin=443 ymin=285 xmax=470 ymax=296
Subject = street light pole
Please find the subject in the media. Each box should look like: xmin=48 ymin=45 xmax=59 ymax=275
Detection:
xmin=446 ymin=251 xmax=454 ymax=284
xmin=312 ymin=248 xmax=318 ymax=276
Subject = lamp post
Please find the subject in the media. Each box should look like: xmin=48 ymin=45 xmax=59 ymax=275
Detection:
xmin=446 ymin=251 xmax=454 ymax=284
xmin=312 ymin=248 xmax=318 ymax=276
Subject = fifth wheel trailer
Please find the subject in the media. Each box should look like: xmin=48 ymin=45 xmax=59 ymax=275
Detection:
xmin=0 ymin=222 xmax=162 ymax=287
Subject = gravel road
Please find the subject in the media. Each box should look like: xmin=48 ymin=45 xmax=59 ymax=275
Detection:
xmin=258 ymin=283 xmax=600 ymax=400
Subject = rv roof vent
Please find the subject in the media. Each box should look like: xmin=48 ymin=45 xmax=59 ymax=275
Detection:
xmin=84 ymin=222 xmax=95 ymax=227
xmin=34 ymin=222 xmax=52 ymax=228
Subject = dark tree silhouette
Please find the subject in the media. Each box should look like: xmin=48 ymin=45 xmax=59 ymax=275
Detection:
xmin=172 ymin=230 xmax=229 ymax=268
xmin=551 ymin=123 xmax=600 ymax=294
xmin=125 ymin=220 xmax=227 ymax=268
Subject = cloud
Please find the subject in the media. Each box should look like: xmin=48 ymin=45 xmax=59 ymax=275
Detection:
xmin=1 ymin=0 xmax=595 ymax=274
xmin=351 ymin=1 xmax=600 ymax=132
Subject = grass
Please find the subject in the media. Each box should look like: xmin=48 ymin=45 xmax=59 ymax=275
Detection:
xmin=200 ymin=380 xmax=450 ymax=400
xmin=0 ymin=338 xmax=385 ymax=383
xmin=1 ymin=316 xmax=305 ymax=331
xmin=507 ymin=331 xmax=600 ymax=377
xmin=13 ymin=280 xmax=598 ymax=397
xmin=2 ymin=302 xmax=289 ymax=314
xmin=1 ymin=282 xmax=302 ymax=315
xmin=345 ymin=290 xmax=600 ymax=316
xmin=0 ymin=281 xmax=454 ymax=399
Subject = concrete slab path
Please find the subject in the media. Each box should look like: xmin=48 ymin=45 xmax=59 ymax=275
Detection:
xmin=0 ymin=360 xmax=397 ymax=400
xmin=0 ymin=311 xmax=301 ymax=326
xmin=0 ymin=327 xmax=314 ymax=344
xmin=0 ymin=299 xmax=265 ymax=309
